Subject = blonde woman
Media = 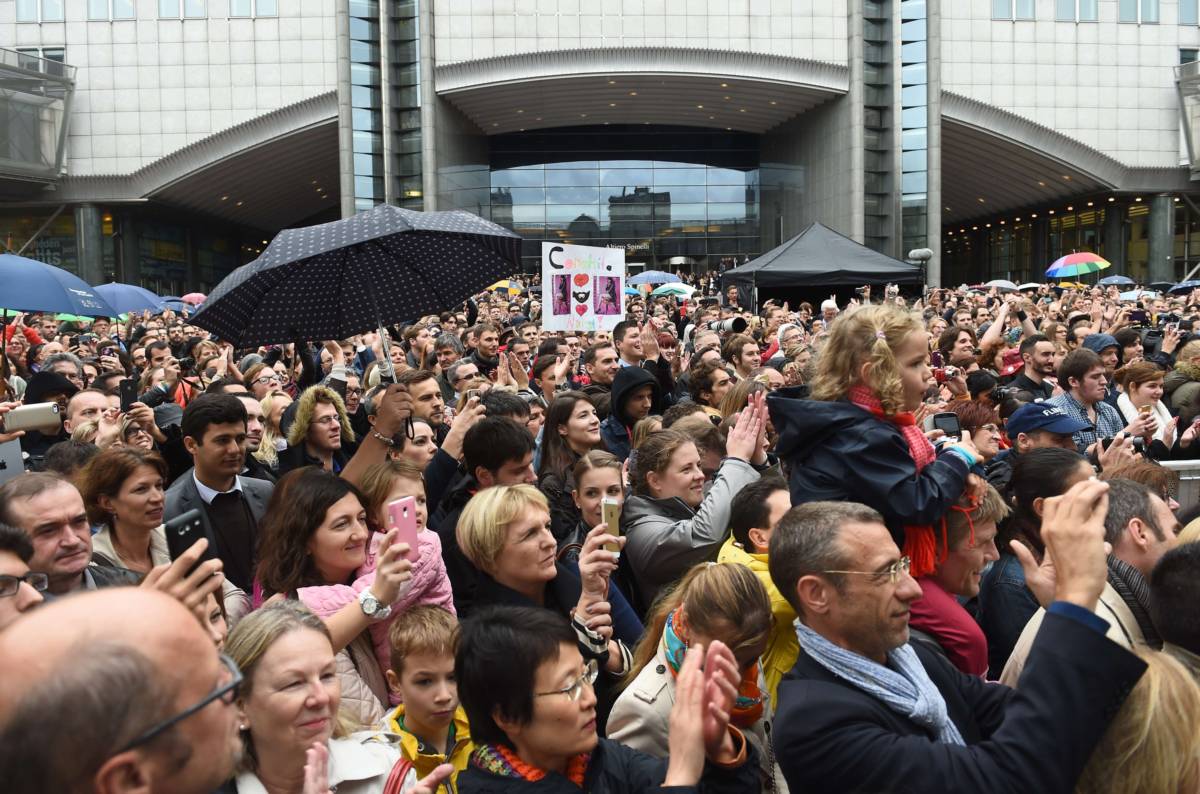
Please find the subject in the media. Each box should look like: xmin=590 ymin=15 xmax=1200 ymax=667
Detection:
xmin=226 ymin=601 xmax=420 ymax=793
xmin=1076 ymin=648 xmax=1200 ymax=794
xmin=768 ymin=303 xmax=978 ymax=576
xmin=255 ymin=391 xmax=292 ymax=471
xmin=608 ymin=561 xmax=782 ymax=791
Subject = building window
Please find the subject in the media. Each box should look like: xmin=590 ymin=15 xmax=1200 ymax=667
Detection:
xmin=1183 ymin=49 xmax=1199 ymax=64
xmin=159 ymin=0 xmax=206 ymax=17
xmin=229 ymin=0 xmax=276 ymax=16
xmin=1119 ymin=0 xmax=1158 ymax=22
xmin=16 ymin=0 xmax=64 ymax=22
xmin=992 ymin=0 xmax=1035 ymax=19
xmin=1055 ymin=0 xmax=1098 ymax=20
xmin=16 ymin=46 xmax=66 ymax=77
xmin=89 ymin=0 xmax=135 ymax=18
xmin=1183 ymin=0 xmax=1198 ymax=24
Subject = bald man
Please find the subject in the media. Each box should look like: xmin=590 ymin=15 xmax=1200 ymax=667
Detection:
xmin=0 ymin=588 xmax=241 ymax=793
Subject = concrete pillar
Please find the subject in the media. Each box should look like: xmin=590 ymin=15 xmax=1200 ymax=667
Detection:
xmin=335 ymin=0 xmax=355 ymax=219
xmin=117 ymin=214 xmax=140 ymax=285
xmin=419 ymin=0 xmax=438 ymax=210
xmin=1103 ymin=201 xmax=1126 ymax=273
xmin=847 ymin=0 xmax=866 ymax=244
xmin=1148 ymin=194 xmax=1176 ymax=284
xmin=73 ymin=204 xmax=104 ymax=285
xmin=925 ymin=0 xmax=942 ymax=286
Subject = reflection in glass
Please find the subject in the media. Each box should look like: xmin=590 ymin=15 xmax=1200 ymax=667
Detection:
xmin=479 ymin=126 xmax=761 ymax=271
xmin=547 ymin=169 xmax=600 ymax=187
xmin=599 ymin=168 xmax=653 ymax=187
xmin=547 ymin=186 xmax=601 ymax=204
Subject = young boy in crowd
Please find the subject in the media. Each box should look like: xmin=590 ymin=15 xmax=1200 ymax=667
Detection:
xmin=382 ymin=605 xmax=474 ymax=786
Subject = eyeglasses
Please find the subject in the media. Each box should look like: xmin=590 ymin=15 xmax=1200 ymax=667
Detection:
xmin=254 ymin=374 xmax=281 ymax=386
xmin=454 ymin=371 xmax=482 ymax=384
xmin=313 ymin=415 xmax=341 ymax=426
xmin=536 ymin=659 xmax=598 ymax=702
xmin=345 ymin=387 xmax=364 ymax=397
xmin=0 ymin=572 xmax=48 ymax=597
xmin=823 ymin=556 xmax=912 ymax=585
xmin=116 ymin=654 xmax=242 ymax=754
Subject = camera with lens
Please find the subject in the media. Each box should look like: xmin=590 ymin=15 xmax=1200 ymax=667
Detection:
xmin=989 ymin=385 xmax=1019 ymax=404
xmin=176 ymin=356 xmax=196 ymax=375
xmin=705 ymin=317 xmax=748 ymax=334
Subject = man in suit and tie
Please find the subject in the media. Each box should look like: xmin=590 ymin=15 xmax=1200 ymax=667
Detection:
xmin=164 ymin=393 xmax=273 ymax=593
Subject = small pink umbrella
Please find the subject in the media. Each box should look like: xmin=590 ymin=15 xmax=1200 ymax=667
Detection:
xmin=181 ymin=292 xmax=207 ymax=305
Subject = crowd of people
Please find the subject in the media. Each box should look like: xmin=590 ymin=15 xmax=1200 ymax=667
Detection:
xmin=1 ymin=275 xmax=1199 ymax=793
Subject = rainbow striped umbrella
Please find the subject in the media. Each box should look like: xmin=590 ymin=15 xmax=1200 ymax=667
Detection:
xmin=1045 ymin=252 xmax=1111 ymax=278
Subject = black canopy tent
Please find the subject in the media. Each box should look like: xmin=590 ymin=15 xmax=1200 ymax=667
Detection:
xmin=720 ymin=222 xmax=924 ymax=311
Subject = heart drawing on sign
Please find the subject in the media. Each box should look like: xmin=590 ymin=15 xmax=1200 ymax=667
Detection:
xmin=575 ymin=304 xmax=587 ymax=315
xmin=573 ymin=273 xmax=590 ymax=287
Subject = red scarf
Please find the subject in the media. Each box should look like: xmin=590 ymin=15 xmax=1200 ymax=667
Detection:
xmin=848 ymin=386 xmax=939 ymax=576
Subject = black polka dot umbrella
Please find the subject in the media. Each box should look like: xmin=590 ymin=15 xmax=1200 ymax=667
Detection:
xmin=190 ymin=205 xmax=522 ymax=348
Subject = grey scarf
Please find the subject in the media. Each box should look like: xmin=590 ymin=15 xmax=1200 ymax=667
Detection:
xmin=795 ymin=620 xmax=966 ymax=745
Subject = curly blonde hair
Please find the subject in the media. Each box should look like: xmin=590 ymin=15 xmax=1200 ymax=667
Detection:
xmin=810 ymin=303 xmax=925 ymax=416
xmin=285 ymin=385 xmax=356 ymax=448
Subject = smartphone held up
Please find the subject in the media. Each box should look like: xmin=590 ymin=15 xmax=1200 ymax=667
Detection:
xmin=386 ymin=496 xmax=422 ymax=563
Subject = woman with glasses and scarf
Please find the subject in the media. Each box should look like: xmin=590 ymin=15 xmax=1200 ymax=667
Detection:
xmin=225 ymin=600 xmax=422 ymax=793
xmin=607 ymin=561 xmax=784 ymax=792
xmin=454 ymin=605 xmax=759 ymax=793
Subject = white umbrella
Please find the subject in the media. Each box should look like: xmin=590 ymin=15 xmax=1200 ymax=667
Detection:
xmin=985 ymin=279 xmax=1019 ymax=292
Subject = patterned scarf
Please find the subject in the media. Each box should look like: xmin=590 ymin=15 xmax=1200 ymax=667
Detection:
xmin=470 ymin=744 xmax=589 ymax=788
xmin=661 ymin=605 xmax=765 ymax=727
xmin=795 ymin=619 xmax=966 ymax=745
xmin=1106 ymin=555 xmax=1163 ymax=649
xmin=848 ymin=385 xmax=939 ymax=576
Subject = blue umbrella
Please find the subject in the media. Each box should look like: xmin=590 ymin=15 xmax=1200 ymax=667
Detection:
xmin=95 ymin=282 xmax=165 ymax=315
xmin=1098 ymin=275 xmax=1135 ymax=287
xmin=1170 ymin=280 xmax=1200 ymax=295
xmin=158 ymin=297 xmax=191 ymax=313
xmin=623 ymin=287 xmax=640 ymax=296
xmin=0 ymin=253 xmax=117 ymax=316
xmin=627 ymin=270 xmax=675 ymax=285
xmin=1119 ymin=289 xmax=1159 ymax=301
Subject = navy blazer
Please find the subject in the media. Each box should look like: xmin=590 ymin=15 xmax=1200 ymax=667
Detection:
xmin=774 ymin=612 xmax=1145 ymax=794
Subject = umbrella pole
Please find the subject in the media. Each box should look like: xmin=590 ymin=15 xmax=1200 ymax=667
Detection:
xmin=1 ymin=308 xmax=8 ymax=390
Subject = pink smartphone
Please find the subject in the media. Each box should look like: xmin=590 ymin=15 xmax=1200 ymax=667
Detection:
xmin=385 ymin=497 xmax=421 ymax=563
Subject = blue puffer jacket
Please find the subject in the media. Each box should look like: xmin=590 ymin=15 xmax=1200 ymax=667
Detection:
xmin=767 ymin=389 xmax=971 ymax=547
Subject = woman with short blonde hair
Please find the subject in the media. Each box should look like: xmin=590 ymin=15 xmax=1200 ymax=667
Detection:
xmin=454 ymin=483 xmax=640 ymax=718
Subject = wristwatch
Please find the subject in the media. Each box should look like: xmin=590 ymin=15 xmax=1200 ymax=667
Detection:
xmin=358 ymin=589 xmax=392 ymax=621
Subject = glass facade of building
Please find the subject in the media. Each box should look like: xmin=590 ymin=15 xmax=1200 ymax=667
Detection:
xmin=942 ymin=195 xmax=1200 ymax=284
xmin=477 ymin=126 xmax=760 ymax=272
xmin=899 ymin=0 xmax=929 ymax=256
xmin=349 ymin=0 xmax=385 ymax=212
xmin=0 ymin=206 xmax=256 ymax=294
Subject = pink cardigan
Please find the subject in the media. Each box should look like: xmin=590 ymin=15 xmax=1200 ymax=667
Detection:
xmin=296 ymin=529 xmax=455 ymax=704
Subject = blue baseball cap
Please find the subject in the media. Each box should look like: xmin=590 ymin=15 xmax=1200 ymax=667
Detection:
xmin=1005 ymin=402 xmax=1091 ymax=436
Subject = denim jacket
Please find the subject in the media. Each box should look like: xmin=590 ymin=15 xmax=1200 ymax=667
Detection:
xmin=976 ymin=552 xmax=1040 ymax=679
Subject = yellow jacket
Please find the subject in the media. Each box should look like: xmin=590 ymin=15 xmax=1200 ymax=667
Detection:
xmin=717 ymin=536 xmax=799 ymax=701
xmin=382 ymin=704 xmax=474 ymax=790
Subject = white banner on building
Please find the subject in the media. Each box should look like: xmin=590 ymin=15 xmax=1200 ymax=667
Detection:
xmin=541 ymin=242 xmax=625 ymax=333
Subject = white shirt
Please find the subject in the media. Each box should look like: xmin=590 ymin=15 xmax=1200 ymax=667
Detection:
xmin=192 ymin=471 xmax=244 ymax=505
